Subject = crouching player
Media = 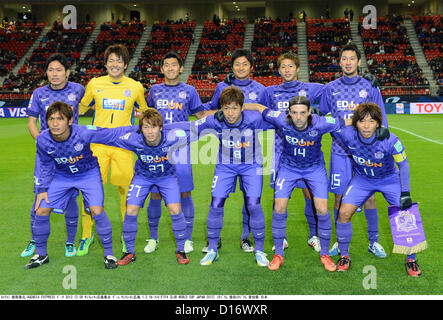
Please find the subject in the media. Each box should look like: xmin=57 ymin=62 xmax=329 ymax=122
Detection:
xmin=333 ymin=103 xmax=422 ymax=277
xmin=193 ymin=86 xmax=274 ymax=267
xmin=245 ymin=96 xmax=351 ymax=271
xmin=95 ymin=108 xmax=192 ymax=265
xmin=27 ymin=102 xmax=117 ymax=270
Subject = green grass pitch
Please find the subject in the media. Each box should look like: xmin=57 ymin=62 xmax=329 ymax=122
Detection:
xmin=0 ymin=114 xmax=442 ymax=296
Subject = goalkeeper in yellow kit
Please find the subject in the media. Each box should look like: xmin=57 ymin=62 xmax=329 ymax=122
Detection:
xmin=77 ymin=44 xmax=148 ymax=255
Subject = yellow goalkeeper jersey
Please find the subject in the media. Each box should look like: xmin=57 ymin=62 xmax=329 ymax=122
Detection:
xmin=79 ymin=75 xmax=148 ymax=128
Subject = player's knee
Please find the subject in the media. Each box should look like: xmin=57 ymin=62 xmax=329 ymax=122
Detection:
xmin=89 ymin=206 xmax=104 ymax=215
xmin=337 ymin=209 xmax=353 ymax=223
xmin=126 ymin=205 xmax=139 ymax=216
xmin=36 ymin=207 xmax=51 ymax=216
xmin=274 ymin=203 xmax=287 ymax=214
xmin=168 ymin=204 xmax=181 ymax=215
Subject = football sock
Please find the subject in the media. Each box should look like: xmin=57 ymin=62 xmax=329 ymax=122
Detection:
xmin=147 ymin=198 xmax=162 ymax=240
xmin=207 ymin=207 xmax=224 ymax=251
xmin=336 ymin=221 xmax=353 ymax=257
xmin=317 ymin=212 xmax=332 ymax=256
xmin=407 ymin=253 xmax=416 ymax=261
xmin=64 ymin=196 xmax=79 ymax=244
xmin=171 ymin=212 xmax=187 ymax=252
xmin=181 ymin=196 xmax=195 ymax=241
xmin=122 ymin=213 xmax=138 ymax=254
xmin=272 ymin=210 xmax=287 ymax=257
xmin=241 ymin=203 xmax=251 ymax=240
xmin=29 ymin=196 xmax=37 ymax=240
xmin=364 ymin=208 xmax=379 ymax=245
xmin=33 ymin=214 xmax=50 ymax=256
xmin=304 ymin=198 xmax=317 ymax=238
xmin=248 ymin=204 xmax=266 ymax=252
xmin=92 ymin=211 xmax=113 ymax=257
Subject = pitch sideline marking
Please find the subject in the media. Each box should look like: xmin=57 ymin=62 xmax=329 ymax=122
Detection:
xmin=390 ymin=125 xmax=443 ymax=146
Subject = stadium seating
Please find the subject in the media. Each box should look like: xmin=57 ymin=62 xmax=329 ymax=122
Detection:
xmin=361 ymin=15 xmax=430 ymax=95
xmin=307 ymin=18 xmax=350 ymax=83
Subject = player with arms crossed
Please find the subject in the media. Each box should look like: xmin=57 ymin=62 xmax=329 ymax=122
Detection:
xmin=144 ymin=51 xmax=207 ymax=255
xmin=333 ymin=103 xmax=421 ymax=277
xmin=23 ymin=53 xmax=85 ymax=258
xmin=318 ymin=42 xmax=389 ymax=258
xmin=26 ymin=102 xmax=117 ymax=269
xmin=203 ymin=48 xmax=268 ymax=253
xmin=193 ymin=86 xmax=273 ymax=267
xmin=261 ymin=51 xmax=325 ymax=252
xmin=244 ymin=96 xmax=352 ymax=271
xmin=78 ymin=44 xmax=148 ymax=255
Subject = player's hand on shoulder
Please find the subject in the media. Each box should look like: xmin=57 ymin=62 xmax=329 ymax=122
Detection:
xmin=362 ymin=72 xmax=379 ymax=88
xmin=224 ymin=73 xmax=235 ymax=85
xmin=214 ymin=109 xmax=225 ymax=122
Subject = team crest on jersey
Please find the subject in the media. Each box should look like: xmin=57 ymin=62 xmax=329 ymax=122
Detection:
xmin=374 ymin=151 xmax=384 ymax=159
xmin=74 ymin=143 xmax=84 ymax=152
xmin=359 ymin=89 xmax=368 ymax=98
xmin=309 ymin=130 xmax=318 ymax=137
xmin=68 ymin=93 xmax=76 ymax=102
xmin=124 ymin=89 xmax=132 ymax=97
xmin=248 ymin=92 xmax=257 ymax=101
xmin=179 ymin=91 xmax=187 ymax=99
xmin=119 ymin=132 xmax=132 ymax=140
xmin=298 ymin=89 xmax=307 ymax=97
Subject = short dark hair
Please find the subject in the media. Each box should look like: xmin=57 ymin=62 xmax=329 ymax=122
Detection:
xmin=352 ymin=103 xmax=383 ymax=128
xmin=287 ymin=95 xmax=312 ymax=126
xmin=139 ymin=108 xmax=164 ymax=130
xmin=219 ymin=86 xmax=244 ymax=107
xmin=104 ymin=44 xmax=130 ymax=66
xmin=277 ymin=51 xmax=300 ymax=69
xmin=45 ymin=101 xmax=74 ymax=122
xmin=230 ymin=48 xmax=254 ymax=68
xmin=45 ymin=53 xmax=70 ymax=72
xmin=339 ymin=41 xmax=361 ymax=61
xmin=161 ymin=51 xmax=183 ymax=68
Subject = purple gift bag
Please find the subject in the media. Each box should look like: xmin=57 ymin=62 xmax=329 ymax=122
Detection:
xmin=388 ymin=202 xmax=427 ymax=255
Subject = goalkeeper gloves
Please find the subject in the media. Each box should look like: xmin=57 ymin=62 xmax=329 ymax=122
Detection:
xmin=375 ymin=126 xmax=390 ymax=140
xmin=400 ymin=191 xmax=412 ymax=210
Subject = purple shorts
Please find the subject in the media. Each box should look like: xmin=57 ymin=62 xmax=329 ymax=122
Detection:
xmin=271 ymin=150 xmax=307 ymax=189
xmin=39 ymin=168 xmax=103 ymax=211
xmin=127 ymin=174 xmax=181 ymax=207
xmin=328 ymin=152 xmax=353 ymax=195
xmin=211 ymin=164 xmax=263 ymax=198
xmin=341 ymin=174 xmax=401 ymax=207
xmin=151 ymin=163 xmax=194 ymax=194
xmin=274 ymin=164 xmax=329 ymax=199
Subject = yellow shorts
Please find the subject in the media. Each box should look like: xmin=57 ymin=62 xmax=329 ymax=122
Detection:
xmin=91 ymin=143 xmax=134 ymax=186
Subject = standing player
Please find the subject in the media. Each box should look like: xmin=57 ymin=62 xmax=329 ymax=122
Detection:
xmin=78 ymin=44 xmax=148 ymax=255
xmin=244 ymin=96 xmax=351 ymax=271
xmin=23 ymin=53 xmax=85 ymax=258
xmin=261 ymin=51 xmax=324 ymax=252
xmin=332 ymin=103 xmax=422 ymax=277
xmin=194 ymin=86 xmax=273 ymax=267
xmin=144 ymin=51 xmax=207 ymax=255
xmin=318 ymin=42 xmax=389 ymax=258
xmin=203 ymin=48 xmax=267 ymax=253
xmin=25 ymin=102 xmax=117 ymax=269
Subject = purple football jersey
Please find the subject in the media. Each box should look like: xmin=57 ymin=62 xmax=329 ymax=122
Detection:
xmin=203 ymin=78 xmax=267 ymax=111
xmin=191 ymin=110 xmax=273 ymax=166
xmin=334 ymin=127 xmax=406 ymax=179
xmin=318 ymin=75 xmax=388 ymax=155
xmin=27 ymin=82 xmax=85 ymax=130
xmin=147 ymin=82 xmax=204 ymax=123
xmin=263 ymin=110 xmax=344 ymax=170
